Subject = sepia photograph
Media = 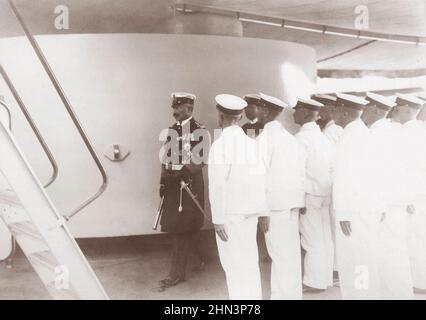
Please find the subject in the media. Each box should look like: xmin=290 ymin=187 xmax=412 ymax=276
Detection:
xmin=0 ymin=0 xmax=426 ymax=304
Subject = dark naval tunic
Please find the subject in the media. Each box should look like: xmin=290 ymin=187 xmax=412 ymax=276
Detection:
xmin=160 ymin=117 xmax=207 ymax=234
xmin=242 ymin=119 xmax=263 ymax=138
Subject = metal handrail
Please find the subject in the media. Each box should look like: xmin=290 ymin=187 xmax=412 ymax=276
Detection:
xmin=0 ymin=65 xmax=58 ymax=188
xmin=0 ymin=100 xmax=16 ymax=265
xmin=7 ymin=0 xmax=108 ymax=219
xmin=0 ymin=100 xmax=12 ymax=130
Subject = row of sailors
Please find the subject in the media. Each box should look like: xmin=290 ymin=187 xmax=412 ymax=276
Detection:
xmin=208 ymin=91 xmax=426 ymax=300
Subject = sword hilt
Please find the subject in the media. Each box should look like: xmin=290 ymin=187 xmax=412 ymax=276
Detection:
xmin=180 ymin=180 xmax=210 ymax=222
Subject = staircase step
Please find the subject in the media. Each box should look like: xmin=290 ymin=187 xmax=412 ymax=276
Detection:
xmin=1 ymin=206 xmax=31 ymax=224
xmin=0 ymin=189 xmax=21 ymax=206
xmin=9 ymin=222 xmax=44 ymax=242
xmin=0 ymin=122 xmax=109 ymax=299
xmin=28 ymin=250 xmax=58 ymax=271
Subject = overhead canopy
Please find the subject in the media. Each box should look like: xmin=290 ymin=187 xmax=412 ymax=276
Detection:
xmin=1 ymin=0 xmax=426 ymax=75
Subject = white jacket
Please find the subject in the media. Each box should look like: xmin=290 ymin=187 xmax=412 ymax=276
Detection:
xmin=208 ymin=125 xmax=268 ymax=224
xmin=256 ymin=120 xmax=306 ymax=212
xmin=333 ymin=119 xmax=378 ymax=220
xmin=366 ymin=118 xmax=395 ymax=209
xmin=295 ymin=122 xmax=334 ymax=197
xmin=403 ymin=120 xmax=426 ymax=199
xmin=389 ymin=120 xmax=426 ymax=204
xmin=323 ymin=120 xmax=343 ymax=145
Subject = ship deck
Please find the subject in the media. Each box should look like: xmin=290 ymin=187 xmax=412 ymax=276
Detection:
xmin=1 ymin=230 xmax=425 ymax=300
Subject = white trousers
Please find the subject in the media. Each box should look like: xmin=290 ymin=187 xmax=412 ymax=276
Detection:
xmin=378 ymin=206 xmax=413 ymax=299
xmin=408 ymin=200 xmax=426 ymax=289
xmin=330 ymin=196 xmax=338 ymax=272
xmin=264 ymin=209 xmax=302 ymax=300
xmin=216 ymin=214 xmax=262 ymax=300
xmin=300 ymin=195 xmax=334 ymax=289
xmin=335 ymin=211 xmax=382 ymax=299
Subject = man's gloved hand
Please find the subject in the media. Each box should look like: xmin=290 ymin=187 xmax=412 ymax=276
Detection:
xmin=159 ymin=184 xmax=166 ymax=197
xmin=214 ymin=224 xmax=229 ymax=242
xmin=340 ymin=221 xmax=352 ymax=237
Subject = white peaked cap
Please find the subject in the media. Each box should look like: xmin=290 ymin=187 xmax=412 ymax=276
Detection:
xmin=259 ymin=92 xmax=288 ymax=109
xmin=366 ymin=92 xmax=396 ymax=109
xmin=395 ymin=93 xmax=425 ymax=108
xmin=295 ymin=97 xmax=324 ymax=110
xmin=171 ymin=92 xmax=196 ymax=100
xmin=336 ymin=93 xmax=368 ymax=110
xmin=215 ymin=94 xmax=247 ymax=115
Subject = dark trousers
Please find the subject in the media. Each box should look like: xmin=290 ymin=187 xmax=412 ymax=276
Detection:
xmin=169 ymin=231 xmax=204 ymax=280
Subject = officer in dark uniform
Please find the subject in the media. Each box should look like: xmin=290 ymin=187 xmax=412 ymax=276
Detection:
xmin=158 ymin=92 xmax=208 ymax=290
xmin=242 ymin=94 xmax=263 ymax=138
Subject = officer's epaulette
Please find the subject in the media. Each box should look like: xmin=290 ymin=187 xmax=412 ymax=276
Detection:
xmin=193 ymin=119 xmax=206 ymax=129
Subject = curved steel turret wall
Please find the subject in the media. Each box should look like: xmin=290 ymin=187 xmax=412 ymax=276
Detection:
xmin=0 ymin=33 xmax=315 ymax=237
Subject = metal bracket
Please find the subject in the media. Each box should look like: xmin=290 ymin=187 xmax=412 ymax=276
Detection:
xmin=49 ymin=216 xmax=67 ymax=230
xmin=104 ymin=144 xmax=130 ymax=162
